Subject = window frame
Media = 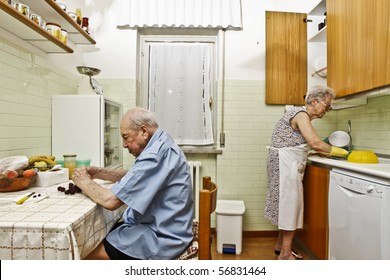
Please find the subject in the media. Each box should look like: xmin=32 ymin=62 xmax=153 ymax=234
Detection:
xmin=137 ymin=29 xmax=219 ymax=149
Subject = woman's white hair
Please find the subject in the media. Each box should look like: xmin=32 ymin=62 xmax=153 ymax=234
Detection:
xmin=305 ymin=85 xmax=336 ymax=104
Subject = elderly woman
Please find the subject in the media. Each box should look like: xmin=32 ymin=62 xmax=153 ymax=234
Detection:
xmin=264 ymin=85 xmax=348 ymax=260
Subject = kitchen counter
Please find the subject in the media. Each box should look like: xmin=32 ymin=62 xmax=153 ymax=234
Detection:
xmin=308 ymin=155 xmax=390 ymax=180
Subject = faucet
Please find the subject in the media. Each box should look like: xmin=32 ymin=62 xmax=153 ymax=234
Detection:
xmin=347 ymin=120 xmax=353 ymax=150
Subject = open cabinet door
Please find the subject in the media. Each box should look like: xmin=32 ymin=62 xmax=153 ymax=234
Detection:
xmin=265 ymin=11 xmax=307 ymax=105
xmin=327 ymin=0 xmax=390 ymax=97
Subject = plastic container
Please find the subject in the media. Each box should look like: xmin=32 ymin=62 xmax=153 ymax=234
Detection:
xmin=216 ymin=200 xmax=246 ymax=255
xmin=76 ymin=159 xmax=91 ymax=167
xmin=60 ymin=29 xmax=68 ymax=44
xmin=5 ymin=0 xmax=15 ymax=7
xmin=30 ymin=13 xmax=43 ymax=26
xmin=63 ymin=154 xmax=77 ymax=179
xmin=57 ymin=2 xmax=66 ymax=11
xmin=67 ymin=12 xmax=77 ymax=22
xmin=46 ymin=22 xmax=61 ymax=39
xmin=15 ymin=3 xmax=30 ymax=18
xmin=56 ymin=159 xmax=64 ymax=167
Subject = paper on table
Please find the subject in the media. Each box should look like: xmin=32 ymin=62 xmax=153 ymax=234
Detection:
xmin=14 ymin=192 xmax=49 ymax=204
xmin=36 ymin=168 xmax=69 ymax=187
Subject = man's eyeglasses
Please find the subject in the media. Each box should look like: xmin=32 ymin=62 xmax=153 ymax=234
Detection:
xmin=318 ymin=100 xmax=332 ymax=112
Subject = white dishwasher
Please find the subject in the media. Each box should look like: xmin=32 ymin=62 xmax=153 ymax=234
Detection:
xmin=328 ymin=168 xmax=390 ymax=260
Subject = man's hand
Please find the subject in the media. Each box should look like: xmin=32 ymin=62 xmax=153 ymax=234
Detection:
xmin=72 ymin=166 xmax=92 ymax=189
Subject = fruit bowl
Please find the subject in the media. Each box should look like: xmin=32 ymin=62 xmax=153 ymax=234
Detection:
xmin=0 ymin=174 xmax=37 ymax=192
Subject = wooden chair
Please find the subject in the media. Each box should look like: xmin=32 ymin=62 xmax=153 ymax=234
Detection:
xmin=198 ymin=176 xmax=218 ymax=260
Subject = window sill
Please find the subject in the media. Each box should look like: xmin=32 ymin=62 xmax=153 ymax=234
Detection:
xmin=181 ymin=147 xmax=223 ymax=154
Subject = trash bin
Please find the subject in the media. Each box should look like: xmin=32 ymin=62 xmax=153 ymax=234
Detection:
xmin=216 ymin=200 xmax=246 ymax=254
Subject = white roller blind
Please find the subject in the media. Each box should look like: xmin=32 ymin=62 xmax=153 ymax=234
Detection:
xmin=116 ymin=0 xmax=243 ymax=30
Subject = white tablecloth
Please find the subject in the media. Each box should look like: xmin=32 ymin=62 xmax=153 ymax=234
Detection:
xmin=0 ymin=181 xmax=125 ymax=260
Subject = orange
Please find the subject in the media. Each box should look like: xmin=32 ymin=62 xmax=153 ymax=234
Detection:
xmin=23 ymin=169 xmax=37 ymax=178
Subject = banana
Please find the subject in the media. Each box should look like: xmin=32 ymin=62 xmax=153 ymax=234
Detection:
xmin=34 ymin=161 xmax=48 ymax=171
xmin=28 ymin=155 xmax=56 ymax=166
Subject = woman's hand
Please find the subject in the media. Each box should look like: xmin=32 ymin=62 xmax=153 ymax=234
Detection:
xmin=329 ymin=146 xmax=349 ymax=158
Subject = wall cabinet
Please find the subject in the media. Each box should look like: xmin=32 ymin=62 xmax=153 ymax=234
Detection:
xmin=295 ymin=164 xmax=329 ymax=260
xmin=266 ymin=0 xmax=389 ymax=105
xmin=0 ymin=0 xmax=96 ymax=53
xmin=327 ymin=0 xmax=390 ymax=97
xmin=265 ymin=11 xmax=307 ymax=105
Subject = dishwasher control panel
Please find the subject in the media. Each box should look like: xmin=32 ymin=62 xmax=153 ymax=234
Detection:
xmin=331 ymin=168 xmax=390 ymax=198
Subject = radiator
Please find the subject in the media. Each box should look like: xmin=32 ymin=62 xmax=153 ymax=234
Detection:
xmin=188 ymin=161 xmax=201 ymax=220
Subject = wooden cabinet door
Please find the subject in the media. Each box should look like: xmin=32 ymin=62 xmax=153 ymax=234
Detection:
xmin=265 ymin=11 xmax=307 ymax=105
xmin=296 ymin=164 xmax=329 ymax=260
xmin=327 ymin=0 xmax=390 ymax=97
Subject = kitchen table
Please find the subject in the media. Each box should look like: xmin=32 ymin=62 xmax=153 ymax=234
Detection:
xmin=0 ymin=180 xmax=125 ymax=260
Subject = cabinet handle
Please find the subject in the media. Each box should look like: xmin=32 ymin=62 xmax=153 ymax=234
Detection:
xmin=303 ymin=18 xmax=313 ymax=23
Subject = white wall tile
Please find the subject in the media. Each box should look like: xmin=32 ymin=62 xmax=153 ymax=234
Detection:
xmin=0 ymin=38 xmax=78 ymax=158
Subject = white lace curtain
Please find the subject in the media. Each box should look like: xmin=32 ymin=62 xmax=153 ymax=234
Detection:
xmin=148 ymin=43 xmax=214 ymax=145
xmin=116 ymin=0 xmax=243 ymax=30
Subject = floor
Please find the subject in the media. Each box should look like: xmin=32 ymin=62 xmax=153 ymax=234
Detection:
xmin=210 ymin=235 xmax=312 ymax=260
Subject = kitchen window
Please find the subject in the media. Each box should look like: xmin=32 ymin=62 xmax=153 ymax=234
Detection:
xmin=138 ymin=34 xmax=218 ymax=147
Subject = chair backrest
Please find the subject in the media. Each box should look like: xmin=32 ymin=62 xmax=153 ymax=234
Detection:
xmin=198 ymin=176 xmax=218 ymax=260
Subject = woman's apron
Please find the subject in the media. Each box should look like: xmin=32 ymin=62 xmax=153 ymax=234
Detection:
xmin=272 ymin=143 xmax=310 ymax=230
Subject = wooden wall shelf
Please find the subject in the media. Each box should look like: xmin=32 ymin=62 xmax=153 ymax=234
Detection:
xmin=0 ymin=0 xmax=96 ymax=54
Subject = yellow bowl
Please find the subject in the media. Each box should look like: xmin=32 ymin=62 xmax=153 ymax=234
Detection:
xmin=347 ymin=150 xmax=379 ymax=164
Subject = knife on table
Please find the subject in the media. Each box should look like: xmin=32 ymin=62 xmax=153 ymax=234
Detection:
xmin=16 ymin=192 xmax=35 ymax=205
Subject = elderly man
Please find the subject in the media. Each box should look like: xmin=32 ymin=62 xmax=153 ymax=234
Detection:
xmin=72 ymin=107 xmax=194 ymax=260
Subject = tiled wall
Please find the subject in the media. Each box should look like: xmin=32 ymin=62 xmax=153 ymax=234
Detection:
xmin=335 ymin=95 xmax=390 ymax=155
xmin=1 ymin=37 xmax=390 ymax=232
xmin=0 ymin=37 xmax=134 ymax=163
xmin=0 ymin=37 xmax=78 ymax=158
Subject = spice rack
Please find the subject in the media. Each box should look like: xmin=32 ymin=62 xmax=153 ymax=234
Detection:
xmin=0 ymin=0 xmax=96 ymax=53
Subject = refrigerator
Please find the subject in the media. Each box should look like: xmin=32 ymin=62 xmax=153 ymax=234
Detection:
xmin=52 ymin=95 xmax=123 ymax=169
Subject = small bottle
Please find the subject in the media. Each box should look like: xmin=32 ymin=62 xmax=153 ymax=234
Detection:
xmin=75 ymin=8 xmax=82 ymax=25
xmin=63 ymin=154 xmax=77 ymax=179
xmin=82 ymin=17 xmax=89 ymax=34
